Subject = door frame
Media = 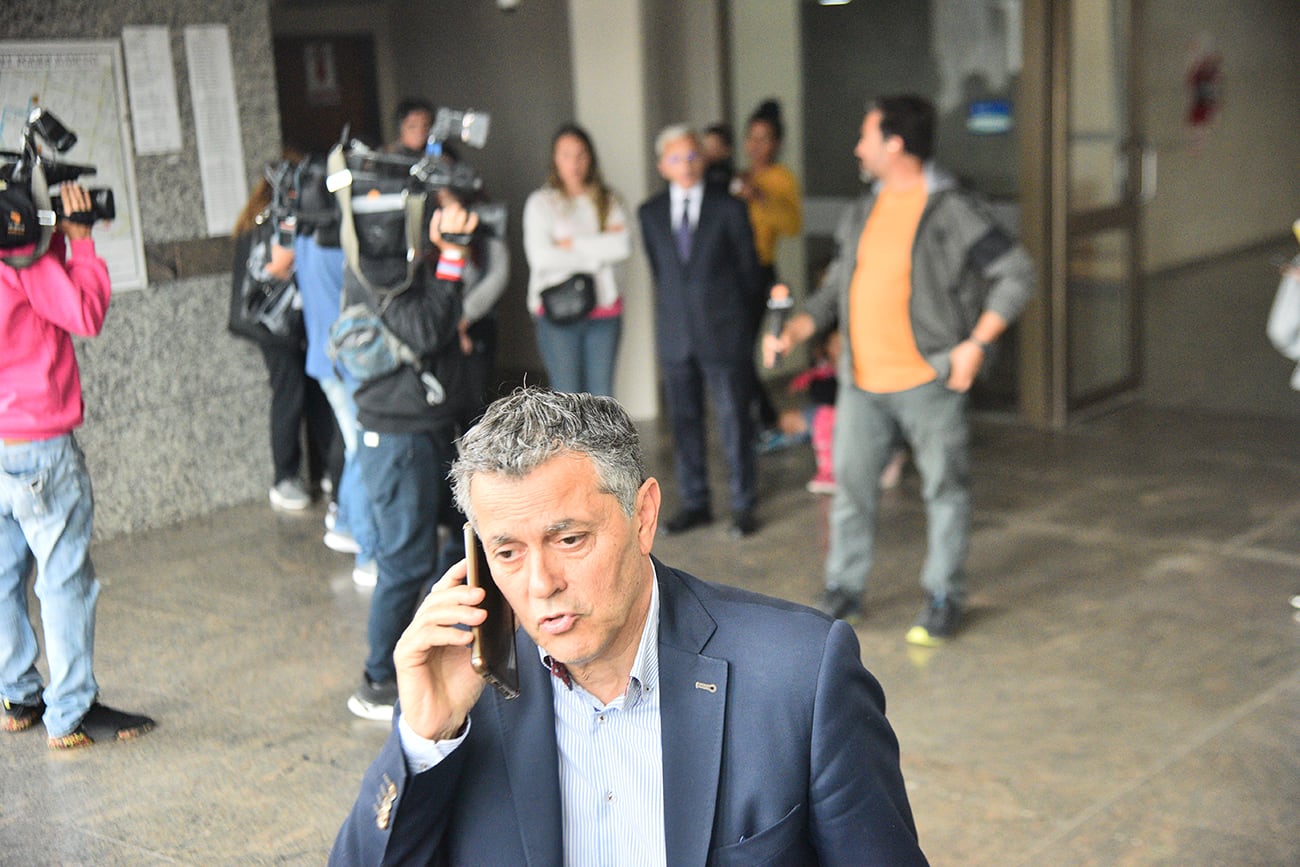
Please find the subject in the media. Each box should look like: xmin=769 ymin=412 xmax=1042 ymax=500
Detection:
xmin=1018 ymin=0 xmax=1145 ymax=428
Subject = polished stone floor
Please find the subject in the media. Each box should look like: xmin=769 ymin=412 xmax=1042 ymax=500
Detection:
xmin=1 ymin=399 xmax=1296 ymax=866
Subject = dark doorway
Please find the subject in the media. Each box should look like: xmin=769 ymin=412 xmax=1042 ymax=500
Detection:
xmin=273 ymin=35 xmax=382 ymax=153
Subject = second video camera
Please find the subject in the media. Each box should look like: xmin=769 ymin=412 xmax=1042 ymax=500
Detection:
xmin=0 ymin=106 xmax=115 ymax=229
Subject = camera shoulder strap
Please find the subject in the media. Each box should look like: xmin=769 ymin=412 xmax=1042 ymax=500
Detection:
xmin=3 ymin=162 xmax=56 ymax=270
xmin=327 ymin=144 xmax=426 ymax=299
xmin=332 ymin=192 xmax=448 ymax=407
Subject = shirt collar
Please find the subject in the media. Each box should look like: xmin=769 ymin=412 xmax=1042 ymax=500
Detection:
xmin=669 ymin=182 xmax=703 ymax=207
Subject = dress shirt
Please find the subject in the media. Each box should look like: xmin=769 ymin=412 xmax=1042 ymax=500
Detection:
xmin=668 ymin=182 xmax=704 ymax=233
xmin=398 ymin=569 xmax=666 ymax=867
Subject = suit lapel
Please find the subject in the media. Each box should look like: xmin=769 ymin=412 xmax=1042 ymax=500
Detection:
xmin=655 ymin=562 xmax=728 ymax=866
xmin=654 ymin=193 xmax=689 ymax=273
xmin=496 ymin=630 xmax=564 ymax=866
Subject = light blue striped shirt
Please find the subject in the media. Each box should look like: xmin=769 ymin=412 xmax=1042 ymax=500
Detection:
xmin=550 ymin=574 xmax=664 ymax=867
xmin=398 ymin=572 xmax=666 ymax=866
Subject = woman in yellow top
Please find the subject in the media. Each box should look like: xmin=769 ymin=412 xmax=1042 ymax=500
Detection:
xmin=735 ymin=99 xmax=803 ymax=289
xmin=736 ymin=100 xmax=802 ymax=434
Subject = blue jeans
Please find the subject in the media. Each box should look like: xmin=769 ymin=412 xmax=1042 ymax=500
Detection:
xmin=532 ymin=314 xmax=621 ymax=396
xmin=826 ymin=380 xmax=970 ymax=604
xmin=355 ymin=428 xmax=455 ymax=685
xmin=319 ymin=376 xmax=378 ymax=566
xmin=0 ymin=434 xmax=99 ymax=737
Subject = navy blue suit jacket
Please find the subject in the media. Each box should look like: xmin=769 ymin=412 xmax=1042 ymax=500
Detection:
xmin=329 ymin=562 xmax=928 ymax=866
xmin=638 ymin=188 xmax=764 ymax=366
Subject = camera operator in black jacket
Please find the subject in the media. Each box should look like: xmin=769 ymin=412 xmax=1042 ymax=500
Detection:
xmin=345 ymin=201 xmax=478 ymax=721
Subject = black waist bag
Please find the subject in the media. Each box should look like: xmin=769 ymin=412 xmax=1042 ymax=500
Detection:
xmin=540 ymin=273 xmax=596 ymax=324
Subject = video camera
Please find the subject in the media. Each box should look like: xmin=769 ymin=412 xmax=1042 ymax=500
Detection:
xmin=410 ymin=108 xmax=490 ymax=200
xmin=326 ymin=107 xmax=491 ymax=255
xmin=0 ymin=106 xmax=115 ymax=248
xmin=328 ymin=108 xmax=488 ymax=197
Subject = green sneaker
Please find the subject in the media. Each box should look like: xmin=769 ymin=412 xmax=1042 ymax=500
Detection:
xmin=906 ymin=597 xmax=961 ymax=647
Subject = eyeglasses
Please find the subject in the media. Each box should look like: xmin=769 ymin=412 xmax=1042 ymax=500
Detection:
xmin=662 ymin=151 xmax=699 ymax=166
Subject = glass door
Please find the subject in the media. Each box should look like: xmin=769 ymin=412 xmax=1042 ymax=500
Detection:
xmin=1063 ymin=0 xmax=1143 ymax=409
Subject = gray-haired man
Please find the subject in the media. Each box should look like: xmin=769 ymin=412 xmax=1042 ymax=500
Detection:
xmin=331 ymin=388 xmax=927 ymax=865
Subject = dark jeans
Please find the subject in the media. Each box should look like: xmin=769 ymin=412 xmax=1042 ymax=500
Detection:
xmin=258 ymin=342 xmax=335 ymax=487
xmin=355 ymin=427 xmax=456 ymax=684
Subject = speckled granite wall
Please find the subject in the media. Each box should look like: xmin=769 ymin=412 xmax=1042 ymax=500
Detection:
xmin=8 ymin=1 xmax=284 ymax=539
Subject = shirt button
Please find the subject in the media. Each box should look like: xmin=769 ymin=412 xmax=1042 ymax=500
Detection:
xmin=605 ymin=791 xmax=616 ymax=803
xmin=597 ymin=714 xmax=606 ymax=724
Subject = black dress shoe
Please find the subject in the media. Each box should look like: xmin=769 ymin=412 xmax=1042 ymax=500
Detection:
xmin=664 ymin=507 xmax=713 ymax=535
xmin=729 ymin=509 xmax=758 ymax=538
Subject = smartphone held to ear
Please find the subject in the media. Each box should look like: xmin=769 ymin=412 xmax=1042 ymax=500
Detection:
xmin=464 ymin=523 xmax=521 ymax=700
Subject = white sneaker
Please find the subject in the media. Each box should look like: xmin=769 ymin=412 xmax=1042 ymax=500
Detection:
xmin=352 ymin=560 xmax=378 ymax=588
xmin=324 ymin=529 xmax=361 ymax=554
xmin=269 ymin=479 xmax=311 ymax=511
xmin=346 ymin=677 xmax=397 ymax=721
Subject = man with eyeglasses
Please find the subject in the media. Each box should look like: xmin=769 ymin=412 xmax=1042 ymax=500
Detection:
xmin=329 ymin=387 xmax=927 ymax=865
xmin=638 ymin=124 xmax=765 ymax=539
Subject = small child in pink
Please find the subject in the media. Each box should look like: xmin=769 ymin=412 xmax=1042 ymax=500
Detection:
xmin=762 ymin=329 xmax=905 ymax=495
xmin=789 ymin=335 xmax=839 ymax=494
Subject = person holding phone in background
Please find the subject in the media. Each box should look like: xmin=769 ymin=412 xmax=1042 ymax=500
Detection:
xmin=330 ymin=387 xmax=927 ymax=866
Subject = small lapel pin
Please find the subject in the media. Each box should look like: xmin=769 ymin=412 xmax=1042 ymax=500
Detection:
xmin=694 ymin=681 xmax=717 ymax=693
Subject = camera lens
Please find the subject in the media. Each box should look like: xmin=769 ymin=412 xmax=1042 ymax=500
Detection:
xmin=50 ymin=188 xmax=115 ymax=223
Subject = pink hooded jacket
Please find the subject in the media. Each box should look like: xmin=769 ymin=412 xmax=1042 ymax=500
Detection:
xmin=0 ymin=234 xmax=111 ymax=440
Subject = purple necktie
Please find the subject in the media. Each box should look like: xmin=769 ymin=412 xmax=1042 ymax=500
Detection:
xmin=676 ymin=197 xmax=692 ymax=260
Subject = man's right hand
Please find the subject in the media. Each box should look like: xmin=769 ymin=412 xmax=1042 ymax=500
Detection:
xmin=762 ymin=311 xmax=815 ymax=368
xmin=392 ymin=559 xmax=490 ymax=741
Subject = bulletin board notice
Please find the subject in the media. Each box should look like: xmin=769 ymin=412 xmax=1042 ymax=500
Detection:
xmin=0 ymin=40 xmax=148 ymax=290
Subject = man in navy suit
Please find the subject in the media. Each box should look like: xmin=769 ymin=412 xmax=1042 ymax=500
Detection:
xmin=329 ymin=388 xmax=927 ymax=866
xmin=639 ymin=125 xmax=765 ymax=538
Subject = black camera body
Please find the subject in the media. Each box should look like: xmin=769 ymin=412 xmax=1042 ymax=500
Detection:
xmin=43 ymin=161 xmax=116 ymax=225
xmin=0 ymin=106 xmax=116 ymax=248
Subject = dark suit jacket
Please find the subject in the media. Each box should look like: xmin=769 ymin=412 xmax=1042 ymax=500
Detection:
xmin=330 ymin=561 xmax=928 ymax=866
xmin=639 ymin=188 xmax=764 ymax=366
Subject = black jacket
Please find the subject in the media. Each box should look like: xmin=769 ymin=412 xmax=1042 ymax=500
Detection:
xmin=347 ymin=259 xmax=466 ymax=434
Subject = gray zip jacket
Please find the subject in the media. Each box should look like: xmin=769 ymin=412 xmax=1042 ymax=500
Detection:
xmin=802 ymin=164 xmax=1034 ymax=387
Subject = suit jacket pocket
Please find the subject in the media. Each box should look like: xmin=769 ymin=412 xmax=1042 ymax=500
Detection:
xmin=708 ymin=803 xmax=813 ymax=867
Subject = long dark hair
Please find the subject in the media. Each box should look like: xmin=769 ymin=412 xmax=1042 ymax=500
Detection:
xmin=545 ymin=123 xmax=614 ymax=230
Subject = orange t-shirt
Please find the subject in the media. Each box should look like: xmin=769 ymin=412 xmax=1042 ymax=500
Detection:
xmin=848 ymin=184 xmax=936 ymax=393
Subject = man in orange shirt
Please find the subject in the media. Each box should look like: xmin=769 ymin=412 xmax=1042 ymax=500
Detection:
xmin=765 ymin=96 xmax=1033 ymax=645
